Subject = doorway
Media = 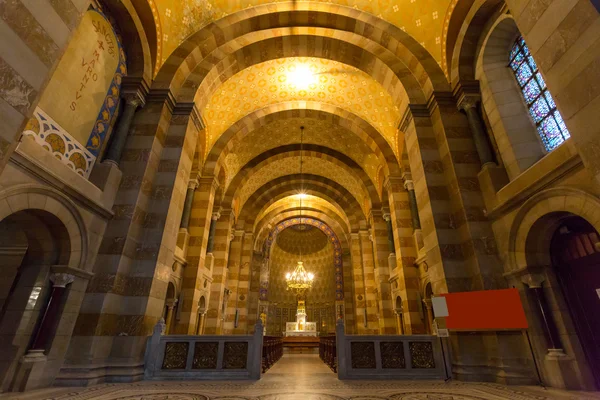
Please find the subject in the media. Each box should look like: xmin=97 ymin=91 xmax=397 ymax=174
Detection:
xmin=551 ymin=216 xmax=600 ymax=388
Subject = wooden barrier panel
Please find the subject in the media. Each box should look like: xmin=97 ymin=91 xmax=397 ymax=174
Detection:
xmin=262 ymin=336 xmax=283 ymax=372
xmin=319 ymin=336 xmax=337 ymax=372
xmin=144 ymin=320 xmax=264 ymax=380
xmin=335 ymin=319 xmax=447 ymax=380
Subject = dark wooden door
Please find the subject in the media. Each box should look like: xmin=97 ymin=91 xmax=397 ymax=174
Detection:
xmin=552 ymin=220 xmax=600 ymax=389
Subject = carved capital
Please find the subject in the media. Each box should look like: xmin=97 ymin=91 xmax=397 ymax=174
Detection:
xmin=404 ymin=179 xmax=415 ymax=191
xmin=212 ymin=211 xmax=221 ymax=221
xmin=120 ymin=76 xmax=149 ymax=107
xmin=521 ymin=272 xmax=546 ymax=288
xmin=382 ymin=213 xmax=392 ymax=222
xmin=457 ymin=94 xmax=480 ymax=112
xmin=166 ymin=298 xmax=178 ymax=308
xmin=188 ymin=178 xmax=199 ymax=190
xmin=50 ymin=273 xmax=75 ymax=288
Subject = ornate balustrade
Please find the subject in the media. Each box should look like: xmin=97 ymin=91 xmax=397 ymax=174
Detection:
xmin=144 ymin=320 xmax=264 ymax=380
xmin=319 ymin=335 xmax=337 ymax=372
xmin=335 ymin=320 xmax=447 ymax=380
xmin=262 ymin=336 xmax=283 ymax=372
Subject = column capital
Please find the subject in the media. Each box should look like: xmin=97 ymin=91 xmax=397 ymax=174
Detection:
xmin=422 ymin=298 xmax=433 ymax=309
xmin=453 ymin=79 xmax=481 ymax=111
xmin=166 ymin=298 xmax=178 ymax=308
xmin=121 ymin=76 xmax=150 ymax=107
xmin=403 ymin=179 xmax=415 ymax=191
xmin=50 ymin=273 xmax=75 ymax=288
xmin=212 ymin=209 xmax=222 ymax=221
xmin=521 ymin=272 xmax=546 ymax=288
xmin=188 ymin=178 xmax=199 ymax=190
xmin=382 ymin=212 xmax=392 ymax=222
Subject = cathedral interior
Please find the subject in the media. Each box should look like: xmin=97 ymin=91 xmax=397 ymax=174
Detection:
xmin=1 ymin=0 xmax=600 ymax=399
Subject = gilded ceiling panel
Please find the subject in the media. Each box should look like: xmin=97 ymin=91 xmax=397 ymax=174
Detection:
xmin=257 ymin=195 xmax=348 ymax=228
xmin=235 ymin=156 xmax=368 ymax=216
xmin=222 ymin=117 xmax=382 ymax=188
xmin=203 ymin=58 xmax=400 ymax=157
xmin=151 ymin=1 xmax=452 ymax=71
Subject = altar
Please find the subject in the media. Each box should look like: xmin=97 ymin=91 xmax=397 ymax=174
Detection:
xmin=284 ymin=299 xmax=317 ymax=337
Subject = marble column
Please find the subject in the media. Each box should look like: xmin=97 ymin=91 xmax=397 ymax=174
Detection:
xmin=422 ymin=298 xmax=434 ymax=334
xmin=395 ymin=306 xmax=404 ymax=335
xmin=206 ymin=212 xmax=220 ymax=254
xmin=29 ymin=273 xmax=75 ymax=353
xmin=458 ymin=95 xmax=495 ymax=168
xmin=521 ymin=273 xmax=565 ymax=354
xmin=196 ymin=311 xmax=206 ymax=335
xmin=105 ymin=94 xmax=144 ymax=166
xmin=164 ymin=299 xmax=178 ymax=335
xmin=383 ymin=212 xmax=396 ymax=254
xmin=180 ymin=180 xmax=198 ymax=230
xmin=403 ymin=177 xmax=421 ymax=230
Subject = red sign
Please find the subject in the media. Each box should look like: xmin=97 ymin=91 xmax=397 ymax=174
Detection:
xmin=440 ymin=289 xmax=528 ymax=331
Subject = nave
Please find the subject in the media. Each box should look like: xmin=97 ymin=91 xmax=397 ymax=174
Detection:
xmin=2 ymin=354 xmax=598 ymax=400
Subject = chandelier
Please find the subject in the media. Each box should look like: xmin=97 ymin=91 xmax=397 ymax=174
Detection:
xmin=285 ymin=126 xmax=315 ymax=297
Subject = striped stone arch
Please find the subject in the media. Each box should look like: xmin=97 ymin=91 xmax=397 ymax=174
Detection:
xmin=205 ymin=103 xmax=402 ymax=180
xmin=257 ymin=205 xmax=351 ymax=244
xmin=154 ymin=4 xmax=449 ymax=101
xmin=239 ymin=175 xmax=365 ymax=229
xmin=445 ymin=0 xmax=506 ymax=86
xmin=224 ymin=144 xmax=379 ymax=202
xmin=251 ymin=187 xmax=354 ymax=229
xmin=263 ymin=217 xmax=344 ymax=301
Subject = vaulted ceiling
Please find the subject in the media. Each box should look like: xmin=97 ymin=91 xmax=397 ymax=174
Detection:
xmin=124 ymin=0 xmax=464 ymax=254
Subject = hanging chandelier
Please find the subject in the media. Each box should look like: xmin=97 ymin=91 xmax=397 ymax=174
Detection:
xmin=285 ymin=126 xmax=315 ymax=297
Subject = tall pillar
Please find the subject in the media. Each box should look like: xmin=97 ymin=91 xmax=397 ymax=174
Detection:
xmin=164 ymin=299 xmax=178 ymax=334
xmin=383 ymin=213 xmax=396 ymax=254
xmin=180 ymin=176 xmax=219 ymax=334
xmin=104 ymin=78 xmax=148 ymax=166
xmin=206 ymin=213 xmax=219 ymax=253
xmin=369 ymin=210 xmax=395 ymax=334
xmin=457 ymin=94 xmax=495 ymax=169
xmin=521 ymin=273 xmax=565 ymax=356
xmin=359 ymin=230 xmax=379 ymax=334
xmin=204 ymin=210 xmax=234 ymax=334
xmin=236 ymin=232 xmax=253 ymax=333
xmin=28 ymin=273 xmax=75 ymax=354
xmin=350 ymin=233 xmax=367 ymax=334
xmin=176 ymin=178 xmax=199 ymax=254
xmin=223 ymin=230 xmax=244 ymax=334
xmin=422 ymin=298 xmax=434 ymax=334
xmin=384 ymin=176 xmax=424 ymax=334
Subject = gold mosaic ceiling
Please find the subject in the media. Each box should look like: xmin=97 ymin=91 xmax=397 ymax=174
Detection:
xmin=222 ymin=117 xmax=383 ymax=190
xmin=150 ymin=0 xmax=455 ymax=73
xmin=258 ymin=195 xmax=349 ymax=228
xmin=203 ymin=57 xmax=400 ymax=159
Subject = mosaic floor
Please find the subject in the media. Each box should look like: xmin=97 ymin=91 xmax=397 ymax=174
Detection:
xmin=2 ymin=355 xmax=599 ymax=400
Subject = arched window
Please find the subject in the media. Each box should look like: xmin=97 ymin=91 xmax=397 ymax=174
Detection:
xmin=509 ymin=36 xmax=570 ymax=151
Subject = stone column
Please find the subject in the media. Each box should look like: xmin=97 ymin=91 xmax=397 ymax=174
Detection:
xmin=180 ymin=176 xmax=219 ymax=334
xmin=359 ymin=230 xmax=379 ymax=334
xmin=395 ymin=305 xmax=404 ymax=335
xmin=521 ymin=273 xmax=565 ymax=355
xmin=164 ymin=298 xmax=178 ymax=334
xmin=350 ymin=233 xmax=367 ymax=334
xmin=29 ymin=273 xmax=75 ymax=353
xmin=403 ymin=176 xmax=421 ymax=230
xmin=196 ymin=311 xmax=206 ymax=335
xmin=206 ymin=212 xmax=220 ymax=253
xmin=383 ymin=212 xmax=396 ymax=254
xmin=422 ymin=298 xmax=434 ymax=334
xmin=104 ymin=90 xmax=145 ymax=166
xmin=223 ymin=230 xmax=244 ymax=334
xmin=180 ymin=180 xmax=198 ymax=230
xmin=457 ymin=95 xmax=495 ymax=168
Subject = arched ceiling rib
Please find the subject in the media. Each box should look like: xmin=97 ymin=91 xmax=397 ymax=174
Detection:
xmin=152 ymin=2 xmax=453 ymax=76
xmin=203 ymin=57 xmax=401 ymax=159
xmin=221 ymin=117 xmax=384 ymax=190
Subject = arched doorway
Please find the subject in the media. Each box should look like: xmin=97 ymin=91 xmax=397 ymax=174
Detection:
xmin=550 ymin=216 xmax=600 ymax=388
xmin=0 ymin=209 xmax=71 ymax=392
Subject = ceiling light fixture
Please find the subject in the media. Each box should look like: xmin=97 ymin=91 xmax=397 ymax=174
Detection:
xmin=288 ymin=64 xmax=316 ymax=90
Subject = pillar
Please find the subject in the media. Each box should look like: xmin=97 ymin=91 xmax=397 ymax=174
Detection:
xmin=164 ymin=299 xmax=178 ymax=335
xmin=350 ymin=233 xmax=367 ymax=334
xmin=28 ymin=273 xmax=75 ymax=354
xmin=196 ymin=311 xmax=206 ymax=335
xmin=369 ymin=211 xmax=395 ymax=334
xmin=180 ymin=176 xmax=219 ymax=334
xmin=223 ymin=230 xmax=244 ymax=334
xmin=384 ymin=176 xmax=424 ymax=334
xmin=236 ymin=232 xmax=253 ymax=333
xmin=383 ymin=213 xmax=395 ymax=254
xmin=457 ymin=94 xmax=495 ymax=168
xmin=358 ymin=230 xmax=379 ymax=334
xmin=521 ymin=273 xmax=565 ymax=355
xmin=204 ymin=210 xmax=234 ymax=334
xmin=422 ymin=298 xmax=434 ymax=334
xmin=104 ymin=79 xmax=148 ymax=165
xmin=206 ymin=213 xmax=219 ymax=253
xmin=180 ymin=181 xmax=198 ymax=230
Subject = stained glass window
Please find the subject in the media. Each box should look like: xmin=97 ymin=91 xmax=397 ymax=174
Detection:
xmin=509 ymin=36 xmax=570 ymax=151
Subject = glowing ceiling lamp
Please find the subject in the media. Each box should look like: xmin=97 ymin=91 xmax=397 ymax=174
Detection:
xmin=288 ymin=64 xmax=316 ymax=90
xmin=285 ymin=126 xmax=315 ymax=298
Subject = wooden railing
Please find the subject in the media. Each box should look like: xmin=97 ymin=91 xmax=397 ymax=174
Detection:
xmin=144 ymin=320 xmax=264 ymax=380
xmin=335 ymin=319 xmax=448 ymax=380
xmin=319 ymin=335 xmax=337 ymax=372
xmin=262 ymin=336 xmax=283 ymax=372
